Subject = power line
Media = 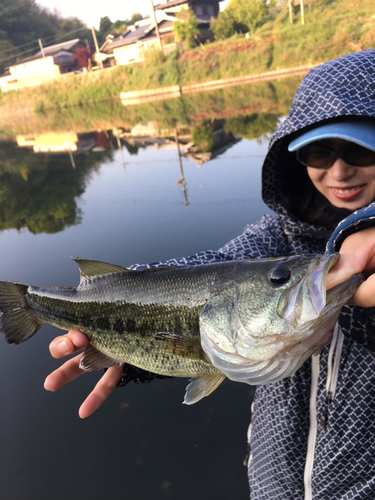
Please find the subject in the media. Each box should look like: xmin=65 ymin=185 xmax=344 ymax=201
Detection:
xmin=0 ymin=45 xmax=40 ymax=65
xmin=0 ymin=26 xmax=90 ymax=65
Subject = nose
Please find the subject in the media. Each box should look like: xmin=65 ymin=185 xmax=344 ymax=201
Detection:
xmin=327 ymin=158 xmax=356 ymax=181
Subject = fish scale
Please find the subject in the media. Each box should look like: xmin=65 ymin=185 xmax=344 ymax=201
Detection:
xmin=0 ymin=254 xmax=361 ymax=404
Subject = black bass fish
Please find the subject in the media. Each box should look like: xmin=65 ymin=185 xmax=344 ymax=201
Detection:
xmin=0 ymin=254 xmax=361 ymax=403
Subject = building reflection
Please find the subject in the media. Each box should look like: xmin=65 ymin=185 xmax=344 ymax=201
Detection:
xmin=11 ymin=118 xmax=241 ymax=209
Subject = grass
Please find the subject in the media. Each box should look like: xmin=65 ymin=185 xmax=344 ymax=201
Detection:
xmin=0 ymin=0 xmax=374 ymax=113
xmin=0 ymin=77 xmax=301 ymax=137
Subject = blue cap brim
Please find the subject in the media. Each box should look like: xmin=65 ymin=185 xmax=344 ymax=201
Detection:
xmin=288 ymin=121 xmax=375 ymax=152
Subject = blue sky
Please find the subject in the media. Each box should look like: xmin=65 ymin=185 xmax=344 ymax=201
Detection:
xmin=38 ymin=0 xmax=230 ymax=30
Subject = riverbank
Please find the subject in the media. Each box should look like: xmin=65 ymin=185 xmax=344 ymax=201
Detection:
xmin=0 ymin=0 xmax=374 ymax=115
xmin=0 ymin=77 xmax=301 ymax=137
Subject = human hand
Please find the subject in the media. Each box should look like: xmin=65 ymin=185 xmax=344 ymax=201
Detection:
xmin=44 ymin=330 xmax=123 ymax=418
xmin=326 ymin=227 xmax=375 ymax=307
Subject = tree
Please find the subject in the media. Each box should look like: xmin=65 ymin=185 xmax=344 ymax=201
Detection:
xmin=211 ymin=0 xmax=269 ymax=40
xmin=173 ymin=9 xmax=199 ymax=49
xmin=211 ymin=10 xmax=238 ymax=40
xmin=130 ymin=13 xmax=143 ymax=24
xmin=99 ymin=16 xmax=112 ymax=34
xmin=74 ymin=47 xmax=92 ymax=69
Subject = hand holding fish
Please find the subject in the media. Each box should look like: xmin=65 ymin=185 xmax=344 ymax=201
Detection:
xmin=0 ymin=254 xmax=361 ymax=418
xmin=326 ymin=227 xmax=375 ymax=307
xmin=45 ymin=330 xmax=123 ymax=418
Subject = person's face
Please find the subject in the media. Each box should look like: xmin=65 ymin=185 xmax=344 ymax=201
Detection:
xmin=306 ymin=139 xmax=375 ymax=210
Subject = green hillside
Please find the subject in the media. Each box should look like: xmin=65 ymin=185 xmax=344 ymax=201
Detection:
xmin=1 ymin=0 xmax=374 ymax=111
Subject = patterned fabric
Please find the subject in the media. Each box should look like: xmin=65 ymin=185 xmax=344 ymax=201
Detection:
xmin=127 ymin=50 xmax=375 ymax=499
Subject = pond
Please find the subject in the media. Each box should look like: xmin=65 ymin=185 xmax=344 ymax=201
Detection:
xmin=0 ymin=78 xmax=300 ymax=500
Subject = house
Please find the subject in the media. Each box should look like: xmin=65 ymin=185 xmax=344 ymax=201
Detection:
xmin=99 ymin=0 xmax=224 ymax=66
xmin=0 ymin=39 xmax=86 ymax=92
xmin=99 ymin=18 xmax=177 ymax=66
xmin=155 ymin=0 xmax=224 ymax=40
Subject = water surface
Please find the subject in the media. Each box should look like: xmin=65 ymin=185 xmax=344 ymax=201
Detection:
xmin=0 ymin=88 xmax=293 ymax=499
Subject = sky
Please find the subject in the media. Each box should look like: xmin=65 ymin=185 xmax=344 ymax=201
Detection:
xmin=37 ymin=0 xmax=231 ymax=30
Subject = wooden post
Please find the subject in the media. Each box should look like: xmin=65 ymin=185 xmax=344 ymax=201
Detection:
xmin=91 ymin=27 xmax=103 ymax=69
xmin=151 ymin=0 xmax=164 ymax=53
xmin=38 ymin=39 xmax=45 ymax=58
xmin=300 ymin=0 xmax=305 ymax=25
xmin=288 ymin=0 xmax=294 ymax=24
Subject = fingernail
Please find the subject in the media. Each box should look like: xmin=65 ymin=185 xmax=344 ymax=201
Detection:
xmin=57 ymin=339 xmax=70 ymax=355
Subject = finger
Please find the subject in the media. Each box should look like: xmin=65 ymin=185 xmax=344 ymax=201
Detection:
xmin=348 ymin=274 xmax=375 ymax=308
xmin=79 ymin=365 xmax=123 ymax=419
xmin=326 ymin=253 xmax=366 ymax=291
xmin=49 ymin=331 xmax=89 ymax=359
xmin=44 ymin=353 xmax=85 ymax=391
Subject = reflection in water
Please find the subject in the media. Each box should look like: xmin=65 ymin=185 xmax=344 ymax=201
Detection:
xmin=0 ymin=89 xmax=293 ymax=500
xmin=0 ymin=79 xmax=305 ymax=500
xmin=0 ymin=109 xmax=284 ymax=235
xmin=175 ymin=127 xmax=188 ymax=206
xmin=0 ymin=141 xmax=113 ymax=233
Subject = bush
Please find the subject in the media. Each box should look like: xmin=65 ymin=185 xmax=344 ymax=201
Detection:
xmin=173 ymin=9 xmax=200 ymax=49
xmin=212 ymin=0 xmax=269 ymax=40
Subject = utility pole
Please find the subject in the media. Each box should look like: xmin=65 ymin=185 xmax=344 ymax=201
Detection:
xmin=288 ymin=0 xmax=294 ymax=24
xmin=38 ymin=39 xmax=45 ymax=58
xmin=151 ymin=0 xmax=164 ymax=53
xmin=91 ymin=27 xmax=103 ymax=69
xmin=300 ymin=0 xmax=305 ymax=25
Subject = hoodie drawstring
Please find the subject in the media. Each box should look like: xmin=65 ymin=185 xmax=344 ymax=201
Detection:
xmin=303 ymin=322 xmax=343 ymax=499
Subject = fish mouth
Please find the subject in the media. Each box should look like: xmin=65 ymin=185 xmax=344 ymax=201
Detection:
xmin=278 ymin=253 xmax=347 ymax=327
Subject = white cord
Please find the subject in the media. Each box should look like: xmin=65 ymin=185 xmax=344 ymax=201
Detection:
xmin=329 ymin=329 xmax=344 ymax=401
xmin=326 ymin=322 xmax=339 ymax=397
xmin=304 ymin=354 xmax=320 ymax=500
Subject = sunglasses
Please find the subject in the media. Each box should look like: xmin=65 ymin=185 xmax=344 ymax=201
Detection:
xmin=296 ymin=143 xmax=375 ymax=169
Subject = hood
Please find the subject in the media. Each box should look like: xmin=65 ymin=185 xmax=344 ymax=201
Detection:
xmin=262 ymin=50 xmax=375 ymax=230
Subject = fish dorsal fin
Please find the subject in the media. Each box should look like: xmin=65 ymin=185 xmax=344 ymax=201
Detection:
xmin=155 ymin=332 xmax=210 ymax=362
xmin=79 ymin=344 xmax=119 ymax=371
xmin=72 ymin=258 xmax=128 ymax=280
xmin=183 ymin=374 xmax=226 ymax=405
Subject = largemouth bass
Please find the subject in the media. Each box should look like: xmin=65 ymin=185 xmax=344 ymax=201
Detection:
xmin=0 ymin=254 xmax=361 ymax=404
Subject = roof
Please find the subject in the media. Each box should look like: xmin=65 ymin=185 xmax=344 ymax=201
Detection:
xmin=12 ymin=38 xmax=84 ymax=66
xmin=155 ymin=0 xmax=224 ymax=9
xmin=34 ymin=38 xmax=83 ymax=57
xmin=101 ymin=19 xmax=174 ymax=52
xmin=105 ymin=23 xmax=153 ymax=50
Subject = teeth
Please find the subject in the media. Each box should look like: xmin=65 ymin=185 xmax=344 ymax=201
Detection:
xmin=333 ymin=187 xmax=360 ymax=194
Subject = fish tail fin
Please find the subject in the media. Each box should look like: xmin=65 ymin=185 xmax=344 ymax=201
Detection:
xmin=183 ymin=373 xmax=226 ymax=405
xmin=0 ymin=281 xmax=42 ymax=344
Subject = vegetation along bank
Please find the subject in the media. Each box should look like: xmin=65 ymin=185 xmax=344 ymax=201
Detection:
xmin=1 ymin=0 xmax=375 ymax=113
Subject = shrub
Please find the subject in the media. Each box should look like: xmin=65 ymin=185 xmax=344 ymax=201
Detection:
xmin=173 ymin=9 xmax=200 ymax=49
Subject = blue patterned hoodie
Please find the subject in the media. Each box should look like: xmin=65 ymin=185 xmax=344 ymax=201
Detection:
xmin=130 ymin=51 xmax=375 ymax=499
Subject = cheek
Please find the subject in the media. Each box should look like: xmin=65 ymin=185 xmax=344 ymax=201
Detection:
xmin=306 ymin=168 xmax=326 ymax=191
xmin=364 ymin=176 xmax=375 ymax=201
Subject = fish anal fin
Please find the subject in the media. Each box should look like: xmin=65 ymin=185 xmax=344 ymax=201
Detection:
xmin=183 ymin=374 xmax=226 ymax=405
xmin=79 ymin=344 xmax=118 ymax=372
xmin=72 ymin=258 xmax=128 ymax=281
xmin=155 ymin=332 xmax=209 ymax=362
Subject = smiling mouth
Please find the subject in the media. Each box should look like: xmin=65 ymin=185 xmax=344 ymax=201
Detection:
xmin=330 ymin=185 xmax=365 ymax=199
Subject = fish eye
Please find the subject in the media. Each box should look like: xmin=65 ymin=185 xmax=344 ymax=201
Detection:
xmin=269 ymin=266 xmax=291 ymax=285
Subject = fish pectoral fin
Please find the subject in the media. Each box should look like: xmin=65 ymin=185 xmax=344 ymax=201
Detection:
xmin=183 ymin=374 xmax=226 ymax=405
xmin=79 ymin=345 xmax=119 ymax=372
xmin=73 ymin=258 xmax=128 ymax=282
xmin=155 ymin=332 xmax=209 ymax=362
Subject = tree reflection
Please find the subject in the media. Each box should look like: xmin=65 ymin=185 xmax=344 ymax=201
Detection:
xmin=0 ymin=142 xmax=113 ymax=234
